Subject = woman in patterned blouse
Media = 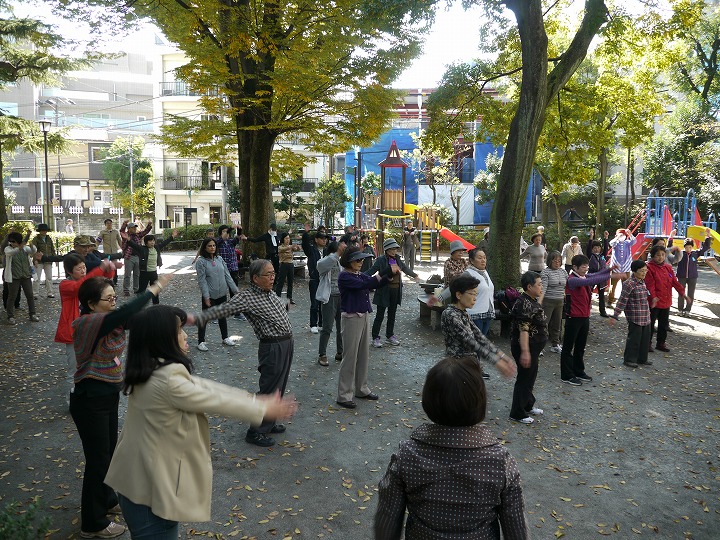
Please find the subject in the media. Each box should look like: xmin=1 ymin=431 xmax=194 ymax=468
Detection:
xmin=509 ymin=271 xmax=548 ymax=424
xmin=440 ymin=274 xmax=516 ymax=379
xmin=443 ymin=240 xmax=468 ymax=286
xmin=375 ymin=356 xmax=530 ymax=539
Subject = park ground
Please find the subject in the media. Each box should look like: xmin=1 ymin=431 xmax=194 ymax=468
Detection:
xmin=0 ymin=251 xmax=719 ymax=539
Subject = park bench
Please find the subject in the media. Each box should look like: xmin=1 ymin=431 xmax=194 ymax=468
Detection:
xmin=417 ymin=293 xmax=512 ymax=337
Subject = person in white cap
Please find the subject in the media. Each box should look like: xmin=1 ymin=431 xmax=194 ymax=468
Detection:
xmin=365 ymin=237 xmax=419 ymax=348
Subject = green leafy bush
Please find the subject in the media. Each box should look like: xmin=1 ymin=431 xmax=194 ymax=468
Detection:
xmin=0 ymin=498 xmax=52 ymax=540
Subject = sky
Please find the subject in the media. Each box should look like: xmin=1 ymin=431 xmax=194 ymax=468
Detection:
xmin=16 ymin=0 xmax=486 ymax=90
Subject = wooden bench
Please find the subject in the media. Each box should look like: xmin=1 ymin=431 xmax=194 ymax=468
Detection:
xmin=418 ymin=293 xmax=512 ymax=337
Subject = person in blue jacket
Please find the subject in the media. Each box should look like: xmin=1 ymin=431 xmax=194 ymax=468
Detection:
xmin=676 ymin=228 xmax=712 ymax=315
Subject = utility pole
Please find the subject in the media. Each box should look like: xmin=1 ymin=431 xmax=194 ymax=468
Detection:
xmin=129 ymin=145 xmax=134 ymax=222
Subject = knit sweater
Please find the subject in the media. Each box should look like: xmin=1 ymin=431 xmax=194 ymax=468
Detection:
xmin=540 ymin=267 xmax=568 ymax=300
xmin=195 ymin=256 xmax=238 ymax=300
xmin=520 ymin=244 xmax=547 ymax=272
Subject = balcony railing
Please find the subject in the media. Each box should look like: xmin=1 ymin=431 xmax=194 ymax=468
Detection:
xmin=161 ymin=176 xmax=220 ymax=190
xmin=159 ymin=81 xmax=219 ymax=97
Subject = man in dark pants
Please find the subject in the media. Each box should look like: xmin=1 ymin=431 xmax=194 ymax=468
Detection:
xmin=244 ymin=223 xmax=280 ymax=275
xmin=193 ymin=259 xmax=294 ymax=447
xmin=306 ymin=232 xmax=327 ymax=334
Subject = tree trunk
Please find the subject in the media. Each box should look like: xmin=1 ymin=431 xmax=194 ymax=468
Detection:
xmin=489 ymin=0 xmax=608 ymax=289
xmin=551 ymin=193 xmax=564 ymax=252
xmin=596 ymin=147 xmax=608 ymax=236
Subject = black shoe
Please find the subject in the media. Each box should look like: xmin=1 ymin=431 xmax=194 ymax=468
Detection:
xmin=335 ymin=353 xmax=343 ymax=362
xmin=356 ymin=392 xmax=378 ymax=400
xmin=656 ymin=343 xmax=670 ymax=352
xmin=270 ymin=424 xmax=286 ymax=434
xmin=336 ymin=400 xmax=356 ymax=409
xmin=289 ymin=299 xmax=296 ymax=305
xmin=638 ymin=360 xmax=653 ymax=366
xmin=561 ymin=377 xmax=582 ymax=386
xmin=576 ymin=373 xmax=593 ymax=382
xmin=666 ymin=326 xmax=674 ymax=333
xmin=245 ymin=432 xmax=275 ymax=447
xmin=599 ymin=313 xmax=609 ymax=318
xmin=482 ymin=372 xmax=490 ymax=380
xmin=623 ymin=361 xmax=638 ymax=368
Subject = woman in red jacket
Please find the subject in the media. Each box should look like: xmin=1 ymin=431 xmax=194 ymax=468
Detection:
xmin=645 ymin=246 xmax=690 ymax=352
xmin=55 ymin=254 xmax=116 ymax=404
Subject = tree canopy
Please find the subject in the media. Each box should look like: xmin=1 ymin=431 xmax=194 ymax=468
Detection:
xmin=55 ymin=0 xmax=435 ymax=247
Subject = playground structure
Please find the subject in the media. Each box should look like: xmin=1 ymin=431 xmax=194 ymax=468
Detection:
xmin=620 ymin=188 xmax=720 ymax=275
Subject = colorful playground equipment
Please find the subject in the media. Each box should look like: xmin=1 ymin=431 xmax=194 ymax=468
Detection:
xmin=624 ymin=188 xmax=718 ymax=266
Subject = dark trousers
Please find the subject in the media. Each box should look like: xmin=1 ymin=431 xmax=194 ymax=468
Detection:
xmin=6 ymin=277 xmax=35 ymax=318
xmin=560 ymin=317 xmax=589 ymax=380
xmin=229 ymin=269 xmax=240 ymax=288
xmin=137 ymin=270 xmax=159 ymax=305
xmin=274 ymin=262 xmax=295 ymax=300
xmin=597 ymin=286 xmax=607 ymax=316
xmin=309 ymin=279 xmax=322 ymax=327
xmin=319 ymin=295 xmax=343 ymax=357
xmin=70 ymin=391 xmax=119 ymax=533
xmin=677 ymin=278 xmax=696 ymax=312
xmin=509 ymin=340 xmax=545 ymax=420
xmin=372 ymin=288 xmax=400 ymax=339
xmin=248 ymin=338 xmax=293 ymax=435
xmin=198 ymin=295 xmax=228 ymax=342
xmin=625 ymin=322 xmax=651 ymax=364
xmin=2 ymin=283 xmax=20 ymax=309
xmin=119 ymin=494 xmax=178 ymax=540
xmin=650 ymin=307 xmax=669 ymax=345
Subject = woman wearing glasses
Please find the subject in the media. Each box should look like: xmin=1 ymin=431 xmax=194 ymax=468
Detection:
xmin=70 ymin=274 xmax=169 ymax=539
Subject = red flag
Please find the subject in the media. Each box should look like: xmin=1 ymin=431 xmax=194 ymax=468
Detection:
xmin=662 ymin=206 xmax=673 ymax=236
xmin=694 ymin=207 xmax=703 ymax=226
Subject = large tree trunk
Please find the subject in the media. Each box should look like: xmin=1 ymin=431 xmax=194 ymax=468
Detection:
xmin=489 ymin=0 xmax=607 ymax=288
xmin=596 ymin=147 xmax=608 ymax=236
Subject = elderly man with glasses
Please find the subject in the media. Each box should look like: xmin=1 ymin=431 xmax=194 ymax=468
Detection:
xmin=191 ymin=259 xmax=294 ymax=448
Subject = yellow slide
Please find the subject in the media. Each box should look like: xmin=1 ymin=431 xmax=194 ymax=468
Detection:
xmin=686 ymin=225 xmax=720 ymax=253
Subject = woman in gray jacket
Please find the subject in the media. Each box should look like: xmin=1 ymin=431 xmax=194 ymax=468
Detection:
xmin=195 ymin=237 xmax=239 ymax=351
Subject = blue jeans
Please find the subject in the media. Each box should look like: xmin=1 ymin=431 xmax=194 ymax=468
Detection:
xmin=473 ymin=317 xmax=492 ymax=336
xmin=119 ymin=494 xmax=179 ymax=540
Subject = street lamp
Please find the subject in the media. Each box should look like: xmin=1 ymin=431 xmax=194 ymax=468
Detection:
xmin=38 ymin=120 xmax=52 ymax=225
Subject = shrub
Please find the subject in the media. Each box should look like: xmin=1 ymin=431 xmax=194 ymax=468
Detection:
xmin=0 ymin=497 xmax=52 ymax=540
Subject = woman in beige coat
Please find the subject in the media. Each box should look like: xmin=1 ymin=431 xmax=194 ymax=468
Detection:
xmin=105 ymin=305 xmax=297 ymax=539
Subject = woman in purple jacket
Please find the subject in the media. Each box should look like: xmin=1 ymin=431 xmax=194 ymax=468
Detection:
xmin=335 ymin=246 xmax=396 ymax=409
xmin=676 ymin=228 xmax=712 ymax=315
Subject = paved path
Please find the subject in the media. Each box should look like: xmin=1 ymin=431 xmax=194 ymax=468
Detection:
xmin=1 ymin=252 xmax=718 ymax=539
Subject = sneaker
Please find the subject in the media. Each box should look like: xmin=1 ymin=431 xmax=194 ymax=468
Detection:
xmin=234 ymin=313 xmax=247 ymax=321
xmin=549 ymin=344 xmax=562 ymax=353
xmin=509 ymin=416 xmax=534 ymax=424
xmin=210 ymin=320 xmax=218 ymax=325
xmin=539 ymin=351 xmax=544 ymax=357
xmin=561 ymin=377 xmax=582 ymax=386
xmin=222 ymin=337 xmax=236 ymax=346
xmin=335 ymin=353 xmax=343 ymax=362
xmin=245 ymin=432 xmax=275 ymax=447
xmin=107 ymin=504 xmax=122 ymax=515
xmin=528 ymin=407 xmax=544 ymax=415
xmin=47 ymin=294 xmax=55 ymax=298
xmin=310 ymin=326 xmax=319 ymax=334
xmin=386 ymin=335 xmax=400 ymax=346
xmin=7 ymin=317 xmax=16 ymax=325
xmin=197 ymin=342 xmax=209 ymax=351
xmin=576 ymin=373 xmax=593 ymax=382
xmin=30 ymin=314 xmax=40 ymax=322
xmin=371 ymin=337 xmax=383 ymax=348
xmin=80 ymin=522 xmax=126 ymax=539
xmin=318 ymin=355 xmax=329 ymax=366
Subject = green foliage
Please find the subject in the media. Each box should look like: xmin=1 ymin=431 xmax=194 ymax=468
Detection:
xmin=0 ymin=497 xmax=52 ymax=540
xmin=114 ymin=181 xmax=155 ymax=220
xmin=0 ymin=219 xmax=34 ymax=239
xmin=360 ymin=172 xmax=381 ymax=196
xmin=641 ymin=101 xmax=720 ymax=202
xmin=273 ymin=176 xmax=305 ymax=223
xmin=313 ymin=173 xmax=351 ymax=227
xmin=227 ymin=183 xmax=241 ymax=213
xmin=99 ymin=137 xmax=152 ymax=191
xmin=474 ymin=151 xmax=502 ymax=206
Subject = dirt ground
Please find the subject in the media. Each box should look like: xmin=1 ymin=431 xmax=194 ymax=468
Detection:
xmin=0 ymin=252 xmax=718 ymax=539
